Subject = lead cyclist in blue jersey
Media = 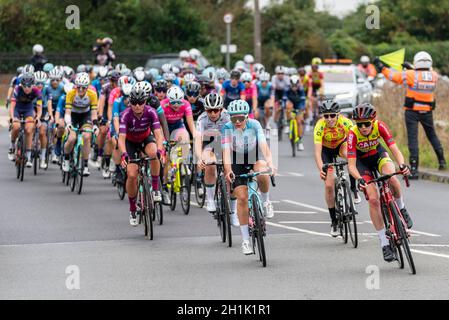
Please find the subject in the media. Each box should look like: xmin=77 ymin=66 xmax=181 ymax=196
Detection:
xmin=222 ymin=100 xmax=276 ymax=255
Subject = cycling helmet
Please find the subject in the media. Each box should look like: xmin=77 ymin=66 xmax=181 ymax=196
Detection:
xmin=43 ymin=63 xmax=54 ymax=73
xmin=353 ymin=103 xmax=376 ymax=120
xmin=121 ymin=68 xmax=132 ymax=77
xmin=179 ymin=50 xmax=190 ymax=59
xmin=64 ymin=82 xmax=74 ymax=94
xmin=167 ymin=86 xmax=185 ymax=101
xmin=153 ymin=79 xmax=168 ymax=92
xmin=121 ymin=83 xmax=133 ymax=97
xmin=216 ymin=68 xmax=228 ymax=80
xmin=75 ymin=72 xmax=90 ymax=86
xmin=259 ymin=72 xmax=270 ymax=82
xmin=185 ymin=81 xmax=201 ymax=96
xmin=130 ymin=82 xmax=150 ymax=103
xmin=85 ymin=64 xmax=93 ymax=73
xmin=288 ymin=67 xmax=297 ymax=76
xmin=183 ymin=73 xmax=196 ymax=83
xmin=163 ymin=72 xmax=176 ymax=82
xmin=241 ymin=72 xmax=252 ymax=82
xmin=275 ymin=66 xmax=285 ymax=74
xmin=97 ymin=66 xmax=108 ymax=79
xmin=161 ymin=63 xmax=173 ymax=73
xmin=148 ymin=68 xmax=159 ymax=79
xmin=172 ymin=66 xmax=180 ymax=75
xmin=230 ymin=70 xmax=241 ymax=80
xmin=135 ymin=81 xmax=152 ymax=96
xmin=228 ymin=100 xmax=250 ymax=115
xmin=76 ymin=64 xmax=86 ymax=73
xmin=49 ymin=68 xmax=63 ymax=81
xmin=244 ymin=54 xmax=255 ymax=65
xmin=360 ymin=55 xmax=370 ymax=64
xmin=319 ymin=100 xmax=340 ymax=114
xmin=103 ymin=37 xmax=113 ymax=45
xmin=235 ymin=60 xmax=246 ymax=71
xmin=34 ymin=71 xmax=48 ymax=84
xmin=108 ymin=70 xmax=121 ymax=82
xmin=133 ymin=66 xmax=145 ymax=73
xmin=189 ymin=48 xmax=201 ymax=60
xmin=204 ymin=93 xmax=223 ymax=110
xmin=118 ymin=75 xmax=136 ymax=88
xmin=297 ymin=67 xmax=306 ymax=75
xmin=133 ymin=70 xmax=146 ymax=82
xmin=253 ymin=63 xmax=265 ymax=74
xmin=20 ymin=73 xmax=35 ymax=86
xmin=16 ymin=66 xmax=24 ymax=75
xmin=23 ymin=64 xmax=35 ymax=74
xmin=32 ymin=44 xmax=44 ymax=54
xmin=202 ymin=67 xmax=216 ymax=82
xmin=63 ymin=66 xmax=75 ymax=79
xmin=290 ymin=75 xmax=300 ymax=85
xmin=311 ymin=57 xmax=322 ymax=66
xmin=115 ymin=63 xmax=127 ymax=73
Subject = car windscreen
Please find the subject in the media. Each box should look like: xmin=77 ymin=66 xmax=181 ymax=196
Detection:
xmin=322 ymin=69 xmax=354 ymax=83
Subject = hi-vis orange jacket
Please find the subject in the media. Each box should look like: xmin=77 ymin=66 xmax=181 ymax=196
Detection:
xmin=382 ymin=67 xmax=438 ymax=112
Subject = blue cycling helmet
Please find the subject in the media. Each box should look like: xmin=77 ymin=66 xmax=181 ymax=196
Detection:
xmin=43 ymin=63 xmax=54 ymax=73
xmin=228 ymin=99 xmax=250 ymax=115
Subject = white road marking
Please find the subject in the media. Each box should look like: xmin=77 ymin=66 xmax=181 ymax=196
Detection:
xmin=411 ymin=249 xmax=449 ymax=260
xmin=409 ymin=230 xmax=441 ymax=237
xmin=286 ymin=172 xmax=304 ymax=177
xmin=410 ymin=244 xmax=449 ymax=248
xmin=282 ymin=200 xmax=328 ymax=213
xmin=279 ymin=220 xmax=367 ymax=225
xmin=266 ymin=222 xmax=331 ymax=237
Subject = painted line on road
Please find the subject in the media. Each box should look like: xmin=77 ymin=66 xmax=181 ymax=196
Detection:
xmin=410 ymin=244 xmax=449 ymax=248
xmin=279 ymin=220 xmax=368 ymax=225
xmin=409 ymin=230 xmax=441 ymax=237
xmin=266 ymin=221 xmax=331 ymax=238
xmin=282 ymin=200 xmax=328 ymax=213
xmin=411 ymin=249 xmax=449 ymax=260
xmin=286 ymin=172 xmax=304 ymax=177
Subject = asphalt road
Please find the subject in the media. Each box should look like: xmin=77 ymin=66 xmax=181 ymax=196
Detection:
xmin=1 ymin=127 xmax=449 ymax=300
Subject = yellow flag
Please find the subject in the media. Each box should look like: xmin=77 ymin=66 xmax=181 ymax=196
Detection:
xmin=379 ymin=48 xmax=405 ymax=71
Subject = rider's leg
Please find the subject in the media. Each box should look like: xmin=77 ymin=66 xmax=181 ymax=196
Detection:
xmin=25 ymin=122 xmax=34 ymax=161
xmin=97 ymin=124 xmax=108 ymax=159
xmin=144 ymin=142 xmax=160 ymax=191
xmin=39 ymin=122 xmax=48 ymax=159
xmin=82 ymin=131 xmax=92 ymax=163
xmin=234 ymin=185 xmax=249 ymax=232
xmin=126 ymin=163 xmax=139 ymax=212
xmin=203 ymin=150 xmax=217 ymax=205
xmin=286 ymin=101 xmax=293 ymax=121
xmin=324 ymin=168 xmax=337 ymax=223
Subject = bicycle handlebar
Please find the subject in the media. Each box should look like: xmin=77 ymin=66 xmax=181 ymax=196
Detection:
xmin=322 ymin=160 xmax=348 ymax=171
xmin=362 ymin=171 xmax=410 ymax=200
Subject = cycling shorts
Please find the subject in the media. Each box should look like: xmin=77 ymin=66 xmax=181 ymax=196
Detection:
xmin=356 ymin=146 xmax=393 ymax=181
xmin=125 ymin=135 xmax=156 ymax=160
xmin=321 ymin=142 xmax=346 ymax=165
xmin=72 ymin=112 xmax=92 ymax=129
xmin=14 ymin=109 xmax=35 ymax=120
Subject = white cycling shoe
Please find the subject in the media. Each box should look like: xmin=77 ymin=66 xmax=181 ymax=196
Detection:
xmin=62 ymin=160 xmax=70 ymax=172
xmin=129 ymin=211 xmax=138 ymax=227
xmin=241 ymin=240 xmax=253 ymax=255
xmin=26 ymin=160 xmax=33 ymax=168
xmin=8 ymin=150 xmax=15 ymax=161
xmin=263 ymin=201 xmax=274 ymax=219
xmin=102 ymin=168 xmax=111 ymax=179
xmin=297 ymin=143 xmax=305 ymax=151
xmin=206 ymin=200 xmax=216 ymax=213
xmin=83 ymin=167 xmax=90 ymax=177
xmin=40 ymin=159 xmax=47 ymax=169
xmin=51 ymin=154 xmax=59 ymax=164
xmin=153 ymin=190 xmax=162 ymax=202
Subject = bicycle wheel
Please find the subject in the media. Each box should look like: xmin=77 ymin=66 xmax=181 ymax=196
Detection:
xmin=390 ymin=202 xmax=416 ymax=274
xmin=382 ymin=204 xmax=404 ymax=269
xmin=215 ymin=184 xmax=226 ymax=243
xmin=33 ymin=149 xmax=38 ymax=176
xmin=169 ymin=185 xmax=176 ymax=211
xmin=70 ymin=159 xmax=77 ymax=192
xmin=180 ymin=165 xmax=191 ymax=215
xmin=15 ymin=135 xmax=23 ymax=180
xmin=289 ymin=119 xmax=297 ymax=157
xmin=335 ymin=185 xmax=348 ymax=243
xmin=220 ymin=177 xmax=232 ymax=247
xmin=143 ymin=179 xmax=154 ymax=240
xmin=76 ymin=150 xmax=84 ymax=195
xmin=251 ymin=194 xmax=267 ymax=267
xmin=194 ymin=172 xmax=206 ymax=208
xmin=344 ymin=182 xmax=358 ymax=248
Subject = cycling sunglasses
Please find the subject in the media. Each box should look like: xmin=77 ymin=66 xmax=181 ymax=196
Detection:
xmin=206 ymin=109 xmax=221 ymax=114
xmin=186 ymin=90 xmax=199 ymax=97
xmin=230 ymin=115 xmax=247 ymax=124
xmin=170 ymin=100 xmax=184 ymax=106
xmin=356 ymin=121 xmax=373 ymax=128
xmin=78 ymin=85 xmax=88 ymax=90
xmin=243 ymin=81 xmax=251 ymax=84
xmin=155 ymin=88 xmax=167 ymax=93
xmin=323 ymin=114 xmax=337 ymax=119
xmin=130 ymin=98 xmax=146 ymax=106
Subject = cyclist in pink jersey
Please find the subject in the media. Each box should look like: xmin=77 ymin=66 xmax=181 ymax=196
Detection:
xmin=241 ymin=72 xmax=258 ymax=119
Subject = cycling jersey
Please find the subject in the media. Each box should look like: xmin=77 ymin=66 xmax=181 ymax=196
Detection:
xmin=347 ymin=120 xmax=395 ymax=159
xmin=313 ymin=115 xmax=353 ymax=149
xmin=308 ymin=71 xmax=324 ymax=92
xmin=271 ymin=75 xmax=290 ymax=101
xmin=221 ymin=80 xmax=245 ymax=107
xmin=108 ymin=87 xmax=122 ymax=108
xmin=286 ymin=87 xmax=306 ymax=110
xmin=9 ymin=76 xmax=20 ymax=88
xmin=222 ymin=119 xmax=266 ymax=155
xmin=160 ymin=98 xmax=192 ymax=133
xmin=43 ymin=83 xmax=64 ymax=110
xmin=119 ymin=105 xmax=160 ymax=143
xmin=12 ymin=86 xmax=42 ymax=114
xmin=256 ymin=81 xmax=274 ymax=103
xmin=112 ymin=96 xmax=128 ymax=119
xmin=91 ymin=79 xmax=103 ymax=98
xmin=65 ymin=88 xmax=98 ymax=114
xmin=56 ymin=94 xmax=67 ymax=117
xmin=196 ymin=110 xmax=230 ymax=137
xmin=100 ymin=82 xmax=117 ymax=114
xmin=190 ymin=98 xmax=205 ymax=121
xmin=244 ymin=83 xmax=257 ymax=108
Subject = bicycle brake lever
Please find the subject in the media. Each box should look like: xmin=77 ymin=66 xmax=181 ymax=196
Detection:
xmin=270 ymin=175 xmax=276 ymax=187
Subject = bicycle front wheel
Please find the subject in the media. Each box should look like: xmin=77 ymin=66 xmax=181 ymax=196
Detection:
xmin=344 ymin=182 xmax=358 ymax=248
xmin=289 ymin=119 xmax=297 ymax=157
xmin=180 ymin=165 xmax=191 ymax=215
xmin=390 ymin=202 xmax=416 ymax=274
xmin=75 ymin=150 xmax=84 ymax=195
xmin=251 ymin=194 xmax=267 ymax=267
xmin=220 ymin=177 xmax=232 ymax=248
xmin=142 ymin=179 xmax=154 ymax=240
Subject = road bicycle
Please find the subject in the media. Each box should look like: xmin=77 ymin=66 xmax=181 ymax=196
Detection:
xmin=14 ymin=116 xmax=27 ymax=182
xmin=166 ymin=141 xmax=191 ymax=215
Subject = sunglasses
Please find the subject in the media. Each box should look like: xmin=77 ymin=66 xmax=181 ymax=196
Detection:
xmin=170 ymin=100 xmax=184 ymax=106
xmin=186 ymin=91 xmax=199 ymax=97
xmin=155 ymin=88 xmax=167 ymax=93
xmin=230 ymin=115 xmax=247 ymax=123
xmin=130 ymin=99 xmax=145 ymax=106
xmin=243 ymin=81 xmax=251 ymax=83
xmin=23 ymin=84 xmax=33 ymax=88
xmin=206 ymin=109 xmax=221 ymax=114
xmin=78 ymin=86 xmax=88 ymax=90
xmin=356 ymin=121 xmax=373 ymax=128
xmin=323 ymin=114 xmax=337 ymax=119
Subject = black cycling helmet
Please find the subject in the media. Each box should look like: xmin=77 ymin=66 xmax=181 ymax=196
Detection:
xmin=319 ymin=100 xmax=340 ymax=114
xmin=20 ymin=73 xmax=35 ymax=86
xmin=129 ymin=86 xmax=148 ymax=104
xmin=186 ymin=81 xmax=201 ymax=96
xmin=153 ymin=79 xmax=168 ymax=92
xmin=353 ymin=102 xmax=377 ymax=121
xmin=230 ymin=70 xmax=241 ymax=80
xmin=108 ymin=70 xmax=121 ymax=82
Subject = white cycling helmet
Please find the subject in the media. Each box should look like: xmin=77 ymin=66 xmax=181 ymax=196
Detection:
xmin=167 ymin=86 xmax=184 ymax=101
xmin=133 ymin=66 xmax=145 ymax=73
xmin=115 ymin=63 xmax=127 ymax=72
xmin=235 ymin=60 xmax=246 ymax=71
xmin=75 ymin=72 xmax=90 ymax=86
xmin=161 ymin=63 xmax=173 ymax=73
xmin=189 ymin=48 xmax=201 ymax=60
xmin=216 ymin=68 xmax=228 ymax=80
xmin=172 ymin=66 xmax=180 ymax=75
xmin=64 ymin=82 xmax=75 ymax=94
xmin=163 ymin=72 xmax=176 ymax=82
xmin=204 ymin=93 xmax=223 ymax=110
xmin=34 ymin=71 xmax=48 ymax=83
xmin=179 ymin=50 xmax=190 ymax=59
xmin=228 ymin=99 xmax=250 ymax=115
xmin=290 ymin=75 xmax=300 ymax=85
xmin=23 ymin=64 xmax=35 ymax=74
xmin=244 ymin=54 xmax=255 ymax=64
xmin=253 ymin=63 xmax=264 ymax=74
xmin=121 ymin=83 xmax=133 ymax=96
xmin=133 ymin=70 xmax=146 ymax=82
xmin=135 ymin=81 xmax=152 ymax=96
xmin=202 ymin=67 xmax=216 ymax=82
xmin=32 ymin=44 xmax=44 ymax=54
xmin=413 ymin=51 xmax=432 ymax=69
xmin=259 ymin=72 xmax=270 ymax=82
xmin=360 ymin=55 xmax=370 ymax=64
xmin=183 ymin=73 xmax=196 ymax=83
xmin=241 ymin=72 xmax=252 ymax=82
xmin=118 ymin=75 xmax=135 ymax=88
xmin=275 ymin=66 xmax=285 ymax=74
xmin=49 ymin=68 xmax=63 ymax=81
xmin=63 ymin=66 xmax=75 ymax=79
xmin=121 ymin=68 xmax=132 ymax=77
xmin=97 ymin=66 xmax=108 ymax=79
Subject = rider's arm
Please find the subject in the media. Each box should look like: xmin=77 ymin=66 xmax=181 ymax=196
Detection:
xmin=97 ymin=94 xmax=106 ymax=119
xmin=221 ymin=125 xmax=233 ymax=174
xmin=314 ymin=143 xmax=324 ymax=173
xmin=118 ymin=133 xmax=127 ymax=155
xmin=47 ymin=99 xmax=54 ymax=120
xmin=347 ymin=130 xmax=362 ymax=179
xmin=9 ymin=89 xmax=17 ymax=119
xmin=186 ymin=115 xmax=196 ymax=137
xmin=157 ymin=110 xmax=170 ymax=142
xmin=90 ymin=92 xmax=98 ymax=123
xmin=153 ymin=128 xmax=164 ymax=152
xmin=252 ymin=84 xmax=258 ymax=112
xmin=194 ymin=120 xmax=203 ymax=160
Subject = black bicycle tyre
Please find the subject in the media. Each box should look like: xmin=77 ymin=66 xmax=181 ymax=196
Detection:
xmin=344 ymin=182 xmax=358 ymax=248
xmin=252 ymin=194 xmax=267 ymax=267
xmin=143 ymin=179 xmax=154 ymax=240
xmin=382 ymin=203 xmax=404 ymax=269
xmin=390 ymin=202 xmax=416 ymax=274
xmin=220 ymin=177 xmax=233 ymax=248
xmin=76 ymin=151 xmax=84 ymax=195
xmin=215 ymin=183 xmax=226 ymax=243
xmin=170 ymin=187 xmax=176 ymax=211
xmin=194 ymin=174 xmax=206 ymax=208
xmin=180 ymin=165 xmax=191 ymax=215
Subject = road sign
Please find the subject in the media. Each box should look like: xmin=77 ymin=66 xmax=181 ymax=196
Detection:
xmin=223 ymin=13 xmax=233 ymax=24
xmin=221 ymin=44 xmax=237 ymax=54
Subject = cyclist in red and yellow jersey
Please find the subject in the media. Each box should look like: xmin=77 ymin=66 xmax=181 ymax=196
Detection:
xmin=347 ymin=103 xmax=412 ymax=262
xmin=307 ymin=58 xmax=324 ymax=127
